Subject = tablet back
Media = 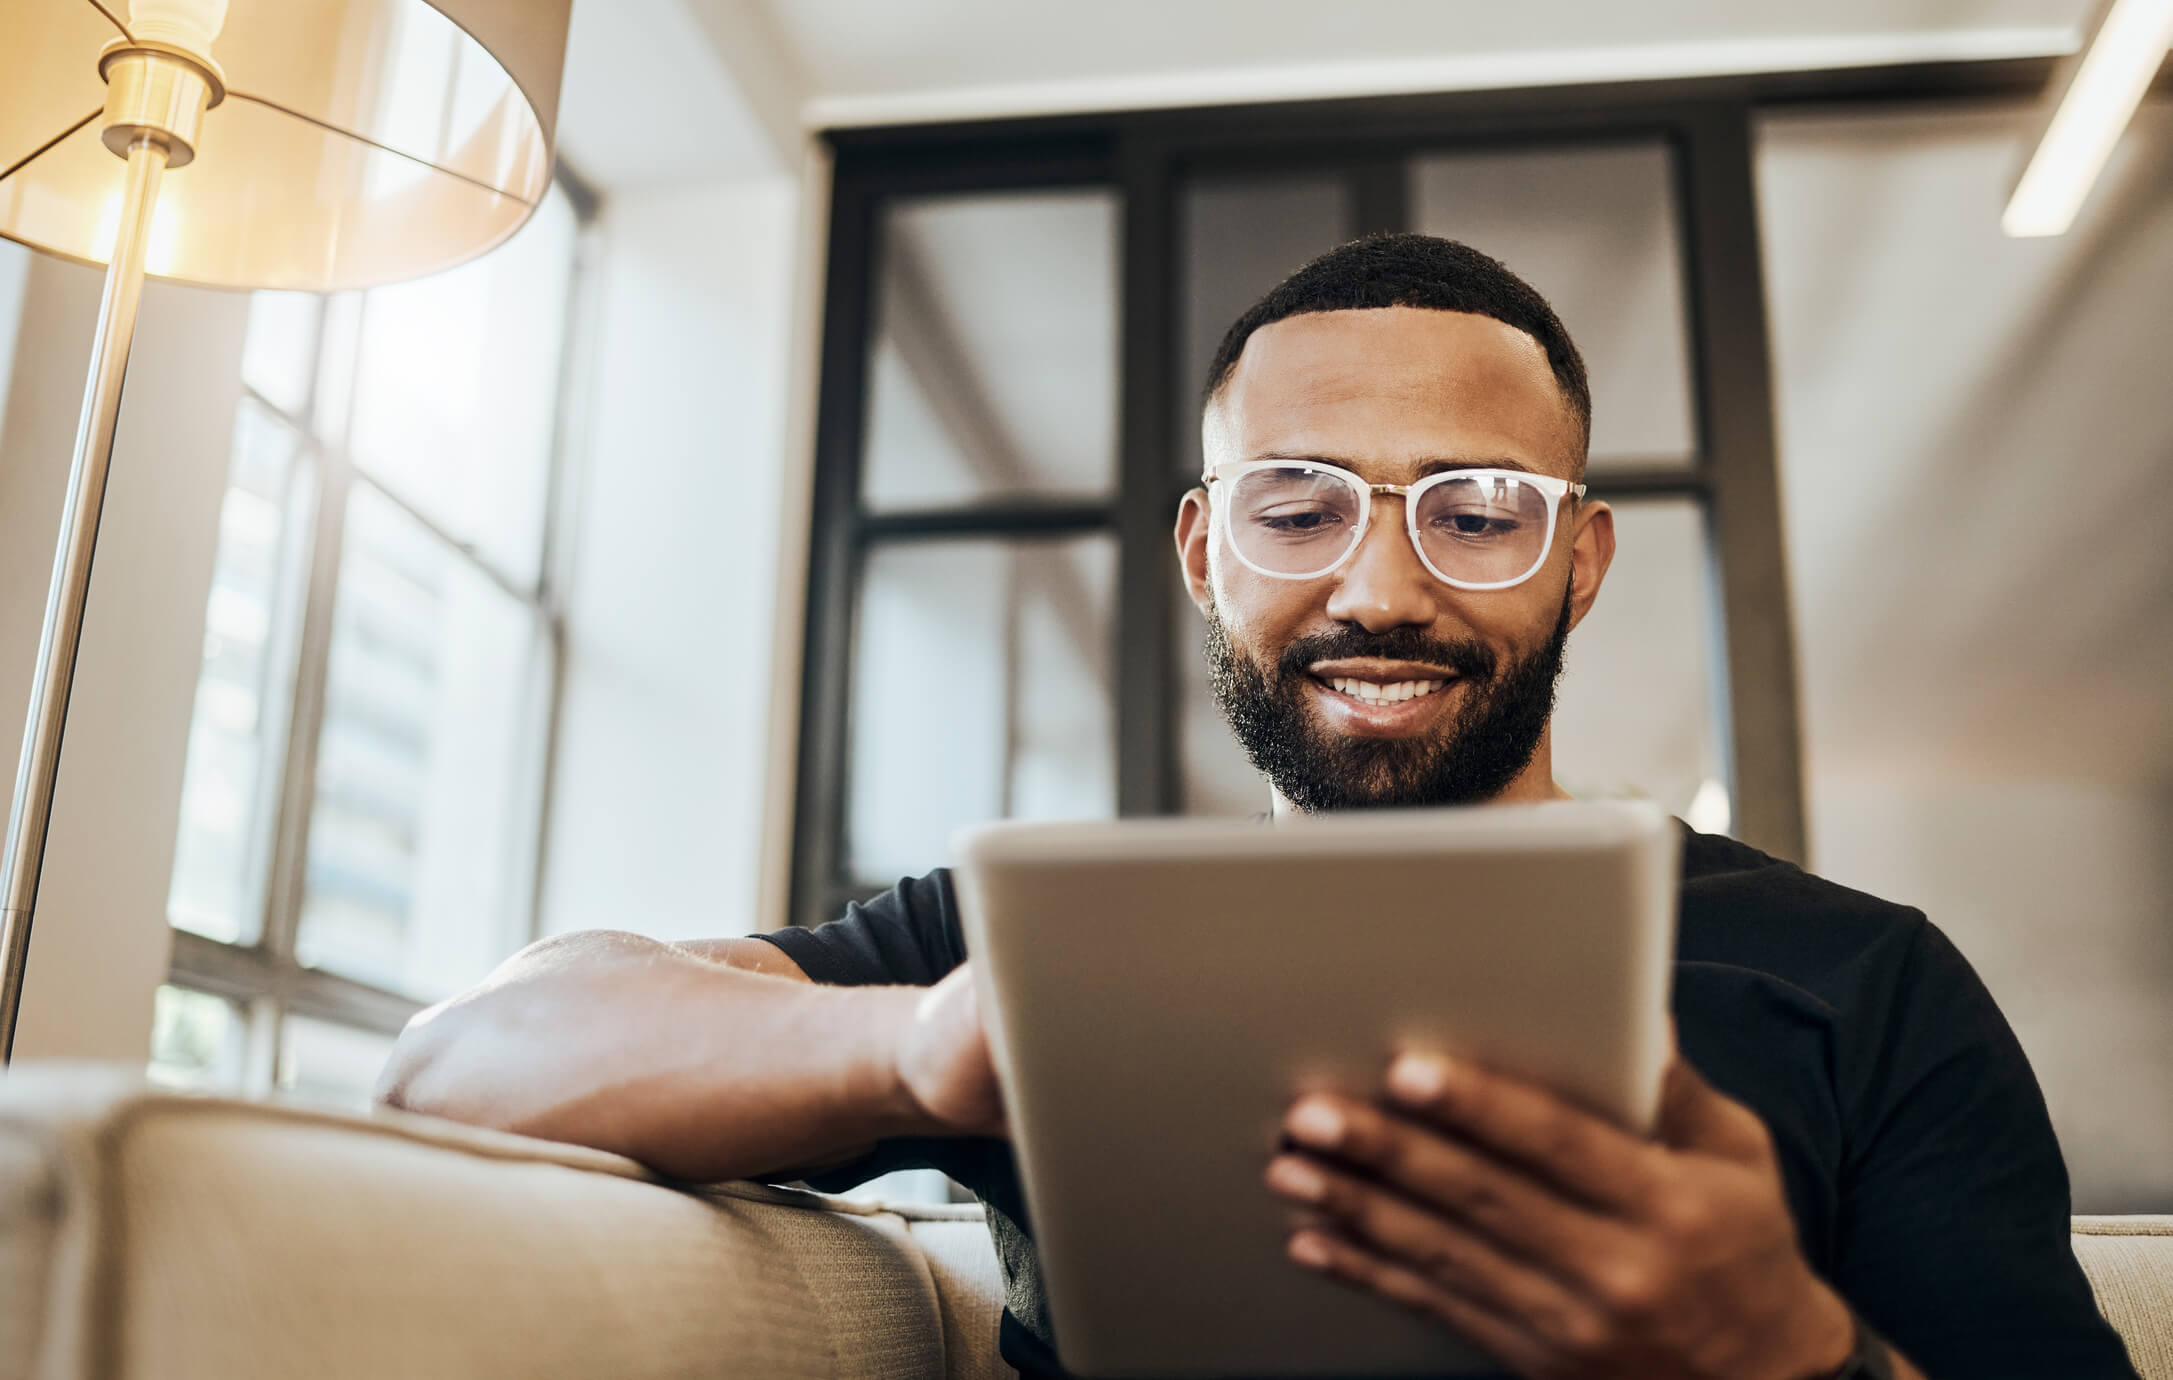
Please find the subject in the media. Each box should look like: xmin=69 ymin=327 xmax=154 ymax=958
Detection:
xmin=954 ymin=801 xmax=1678 ymax=1379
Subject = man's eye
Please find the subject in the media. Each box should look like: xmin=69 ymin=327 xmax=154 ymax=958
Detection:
xmin=1435 ymin=512 xmax=1519 ymax=537
xmin=1254 ymin=507 xmax=1344 ymax=532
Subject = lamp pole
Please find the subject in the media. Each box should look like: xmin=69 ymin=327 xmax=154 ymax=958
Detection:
xmin=0 ymin=127 xmax=176 ymax=1063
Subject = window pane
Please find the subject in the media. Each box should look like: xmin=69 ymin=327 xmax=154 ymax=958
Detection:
xmin=1173 ymin=578 xmax=1265 ymax=817
xmin=168 ymin=401 xmax=313 ymax=944
xmin=147 ymin=985 xmax=246 ymax=1092
xmin=1178 ymin=173 xmax=1352 ymax=479
xmin=277 ymin=1015 xmax=397 ymax=1111
xmin=1551 ymin=499 xmax=1728 ymax=825
xmin=862 ymin=190 xmax=1119 ymax=511
xmin=346 ymin=182 xmax=577 ymax=585
xmin=1412 ymin=143 xmax=1698 ymax=471
xmin=240 ymin=291 xmax=320 ymax=417
xmin=295 ymin=482 xmax=545 ymax=1001
xmin=848 ymin=536 xmax=1117 ymax=881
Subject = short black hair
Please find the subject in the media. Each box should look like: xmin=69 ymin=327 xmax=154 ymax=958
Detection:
xmin=1202 ymin=233 xmax=1591 ymax=461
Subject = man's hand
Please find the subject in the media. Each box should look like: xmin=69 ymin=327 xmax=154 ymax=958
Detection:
xmin=1264 ymin=1050 xmax=1862 ymax=1380
xmin=891 ymin=964 xmax=1007 ymax=1138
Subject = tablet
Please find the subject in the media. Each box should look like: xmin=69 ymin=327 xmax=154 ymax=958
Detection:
xmin=953 ymin=800 xmax=1679 ymax=1379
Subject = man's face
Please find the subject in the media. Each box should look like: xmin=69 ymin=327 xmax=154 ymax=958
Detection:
xmin=1175 ymin=307 xmax=1615 ymax=811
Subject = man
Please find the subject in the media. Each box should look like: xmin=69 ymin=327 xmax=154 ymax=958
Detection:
xmin=378 ymin=236 xmax=2136 ymax=1380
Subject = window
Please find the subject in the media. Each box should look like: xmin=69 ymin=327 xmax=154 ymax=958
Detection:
xmin=154 ymin=171 xmax=594 ymax=1106
xmin=794 ymin=101 xmax=1805 ymax=927
xmin=837 ymin=185 xmax=1123 ymax=891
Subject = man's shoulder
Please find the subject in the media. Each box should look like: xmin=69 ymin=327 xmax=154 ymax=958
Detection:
xmin=1674 ymin=825 xmax=1934 ymax=1013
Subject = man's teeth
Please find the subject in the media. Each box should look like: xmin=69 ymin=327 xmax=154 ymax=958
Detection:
xmin=1328 ymin=677 xmax=1448 ymax=703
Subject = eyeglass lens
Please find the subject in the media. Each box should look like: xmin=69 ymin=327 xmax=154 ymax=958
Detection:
xmin=1224 ymin=467 xmax=1555 ymax=585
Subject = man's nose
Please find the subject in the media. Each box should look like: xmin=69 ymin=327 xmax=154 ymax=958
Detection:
xmin=1321 ymin=500 xmax=1442 ymax=633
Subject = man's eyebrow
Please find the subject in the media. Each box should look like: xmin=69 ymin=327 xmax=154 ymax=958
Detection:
xmin=1414 ymin=456 xmax=1536 ymax=477
xmin=1250 ymin=452 xmax=1538 ymax=477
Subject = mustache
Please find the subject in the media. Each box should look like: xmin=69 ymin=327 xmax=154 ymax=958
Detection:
xmin=1274 ymin=625 xmax=1497 ymax=684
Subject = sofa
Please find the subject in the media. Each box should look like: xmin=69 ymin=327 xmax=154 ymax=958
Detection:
xmin=3 ymin=1065 xmax=2168 ymax=1380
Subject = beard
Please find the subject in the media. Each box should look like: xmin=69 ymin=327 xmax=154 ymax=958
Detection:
xmin=1204 ymin=584 xmax=1574 ymax=812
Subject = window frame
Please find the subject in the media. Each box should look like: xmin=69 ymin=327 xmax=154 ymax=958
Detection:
xmin=160 ymin=162 xmax=601 ymax=1092
xmin=791 ymin=59 xmax=2113 ymax=932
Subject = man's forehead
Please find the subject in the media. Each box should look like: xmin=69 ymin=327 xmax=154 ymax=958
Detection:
xmin=1206 ymin=306 xmax=1580 ymax=478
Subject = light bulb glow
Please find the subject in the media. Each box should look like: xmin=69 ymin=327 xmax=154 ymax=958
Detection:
xmin=127 ymin=0 xmax=230 ymax=59
xmin=2004 ymin=0 xmax=2173 ymax=237
xmin=91 ymin=187 xmax=182 ymax=273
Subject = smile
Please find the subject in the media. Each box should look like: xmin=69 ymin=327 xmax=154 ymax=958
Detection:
xmin=1322 ymin=677 xmax=1449 ymax=704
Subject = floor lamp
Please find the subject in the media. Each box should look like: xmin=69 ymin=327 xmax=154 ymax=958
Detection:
xmin=0 ymin=0 xmax=571 ymax=1062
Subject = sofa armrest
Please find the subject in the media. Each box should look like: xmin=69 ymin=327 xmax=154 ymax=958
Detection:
xmin=0 ymin=1064 xmax=1011 ymax=1380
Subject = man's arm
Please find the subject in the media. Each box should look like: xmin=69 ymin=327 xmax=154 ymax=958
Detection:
xmin=374 ymin=932 xmax=1001 ymax=1183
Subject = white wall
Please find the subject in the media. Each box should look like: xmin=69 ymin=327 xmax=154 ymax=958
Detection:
xmin=1811 ymin=778 xmax=2173 ymax=1213
xmin=537 ymin=171 xmax=806 ymax=943
xmin=0 ymin=251 xmax=247 ymax=1062
xmin=1761 ymin=103 xmax=2173 ymax=1212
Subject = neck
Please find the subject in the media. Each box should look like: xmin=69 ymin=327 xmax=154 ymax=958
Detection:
xmin=1267 ymin=724 xmax=1571 ymax=818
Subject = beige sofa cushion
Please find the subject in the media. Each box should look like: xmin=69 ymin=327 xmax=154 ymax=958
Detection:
xmin=0 ymin=1066 xmax=1012 ymax=1380
xmin=2073 ymin=1215 xmax=2173 ymax=1380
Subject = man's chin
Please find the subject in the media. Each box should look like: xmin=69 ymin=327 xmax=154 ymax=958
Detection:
xmin=1270 ymin=726 xmax=1464 ymax=813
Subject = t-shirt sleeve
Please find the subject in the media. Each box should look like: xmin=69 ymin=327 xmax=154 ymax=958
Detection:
xmin=752 ymin=869 xmax=966 ymax=987
xmin=749 ymin=869 xmax=978 ymax=1194
xmin=1831 ymin=917 xmax=2138 ymax=1378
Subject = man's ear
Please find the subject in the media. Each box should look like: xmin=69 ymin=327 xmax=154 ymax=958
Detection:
xmin=1565 ymin=498 xmax=1616 ymax=633
xmin=1174 ymin=487 xmax=1214 ymax=616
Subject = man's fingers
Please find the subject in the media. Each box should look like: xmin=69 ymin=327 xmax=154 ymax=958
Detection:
xmin=1379 ymin=1052 xmax=1662 ymax=1209
xmin=1278 ymin=1095 xmax=1621 ymax=1268
xmin=1285 ymin=1229 xmax=1551 ymax=1378
xmin=1267 ymin=1152 xmax=1600 ymax=1319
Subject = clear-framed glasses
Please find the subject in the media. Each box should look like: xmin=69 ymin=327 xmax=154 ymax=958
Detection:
xmin=1206 ymin=459 xmax=1587 ymax=591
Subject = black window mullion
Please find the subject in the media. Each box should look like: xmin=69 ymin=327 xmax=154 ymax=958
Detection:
xmin=1583 ymin=466 xmax=1714 ymax=500
xmin=791 ymin=171 xmax=880 ymax=930
xmin=1348 ymin=155 xmax=1410 ymax=237
xmin=857 ymin=501 xmax=1112 ymax=542
xmin=1115 ymin=134 xmax=1179 ymax=817
xmin=1675 ymin=105 xmax=1807 ymax=864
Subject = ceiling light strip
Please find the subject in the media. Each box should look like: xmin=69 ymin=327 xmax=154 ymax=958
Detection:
xmin=2004 ymin=0 xmax=2173 ymax=237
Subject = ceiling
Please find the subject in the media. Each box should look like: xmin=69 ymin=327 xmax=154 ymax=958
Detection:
xmin=553 ymin=0 xmax=2098 ymax=189
xmin=773 ymin=0 xmax=2087 ymax=124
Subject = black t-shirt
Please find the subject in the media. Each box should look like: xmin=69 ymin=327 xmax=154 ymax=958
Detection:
xmin=756 ymin=826 xmax=2137 ymax=1379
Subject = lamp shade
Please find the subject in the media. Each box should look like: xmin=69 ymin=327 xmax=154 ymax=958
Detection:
xmin=0 ymin=0 xmax=571 ymax=291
